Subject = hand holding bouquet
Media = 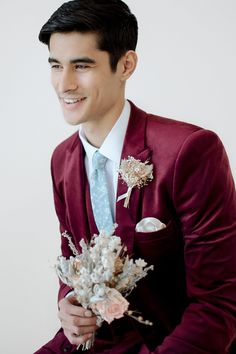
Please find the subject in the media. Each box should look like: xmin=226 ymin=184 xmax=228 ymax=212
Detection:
xmin=55 ymin=229 xmax=153 ymax=350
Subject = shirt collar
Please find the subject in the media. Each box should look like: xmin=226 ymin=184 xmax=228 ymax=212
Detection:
xmin=79 ymin=129 xmax=97 ymax=165
xmin=79 ymin=100 xmax=130 ymax=165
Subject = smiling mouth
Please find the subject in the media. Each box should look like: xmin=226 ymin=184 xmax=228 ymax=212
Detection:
xmin=62 ymin=97 xmax=86 ymax=104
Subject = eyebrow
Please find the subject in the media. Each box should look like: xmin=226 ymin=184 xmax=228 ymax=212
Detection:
xmin=48 ymin=57 xmax=96 ymax=64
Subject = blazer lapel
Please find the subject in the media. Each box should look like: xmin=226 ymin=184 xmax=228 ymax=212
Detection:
xmin=116 ymin=102 xmax=152 ymax=254
xmin=64 ymin=136 xmax=91 ymax=246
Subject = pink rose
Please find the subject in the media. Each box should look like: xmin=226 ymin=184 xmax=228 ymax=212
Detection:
xmin=93 ymin=288 xmax=129 ymax=324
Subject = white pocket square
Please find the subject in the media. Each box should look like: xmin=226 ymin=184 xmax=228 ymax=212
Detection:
xmin=135 ymin=217 xmax=166 ymax=233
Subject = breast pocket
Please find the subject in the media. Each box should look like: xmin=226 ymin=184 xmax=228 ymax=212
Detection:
xmin=134 ymin=220 xmax=182 ymax=265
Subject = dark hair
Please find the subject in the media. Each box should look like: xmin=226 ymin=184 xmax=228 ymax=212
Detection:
xmin=38 ymin=0 xmax=138 ymax=72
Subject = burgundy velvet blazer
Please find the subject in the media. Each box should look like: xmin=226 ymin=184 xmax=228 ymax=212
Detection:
xmin=38 ymin=102 xmax=236 ymax=353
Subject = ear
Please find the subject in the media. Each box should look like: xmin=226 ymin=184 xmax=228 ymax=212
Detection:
xmin=119 ymin=50 xmax=138 ymax=81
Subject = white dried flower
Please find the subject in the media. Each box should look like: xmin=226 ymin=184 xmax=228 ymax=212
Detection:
xmin=55 ymin=229 xmax=154 ymax=351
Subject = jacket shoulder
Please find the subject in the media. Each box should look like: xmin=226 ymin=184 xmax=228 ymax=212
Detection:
xmin=51 ymin=132 xmax=80 ymax=178
xmin=146 ymin=113 xmax=203 ymax=142
xmin=129 ymin=101 xmax=220 ymax=156
xmin=144 ymin=112 xmax=222 ymax=154
xmin=129 ymin=101 xmax=204 ymax=144
xmin=52 ymin=132 xmax=79 ymax=161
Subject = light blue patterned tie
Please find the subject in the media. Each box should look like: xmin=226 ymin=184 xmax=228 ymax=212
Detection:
xmin=90 ymin=151 xmax=114 ymax=234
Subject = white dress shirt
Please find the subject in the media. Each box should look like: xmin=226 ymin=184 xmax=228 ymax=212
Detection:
xmin=78 ymin=100 xmax=131 ymax=219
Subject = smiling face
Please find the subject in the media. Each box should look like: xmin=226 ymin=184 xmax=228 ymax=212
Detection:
xmin=49 ymin=31 xmax=131 ymax=135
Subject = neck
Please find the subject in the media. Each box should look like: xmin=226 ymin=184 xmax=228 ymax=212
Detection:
xmin=82 ymin=99 xmax=125 ymax=148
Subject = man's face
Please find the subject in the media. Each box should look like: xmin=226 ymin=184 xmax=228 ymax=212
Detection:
xmin=49 ymin=31 xmax=125 ymax=127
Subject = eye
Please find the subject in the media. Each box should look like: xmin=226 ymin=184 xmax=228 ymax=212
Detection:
xmin=50 ymin=64 xmax=62 ymax=70
xmin=75 ymin=64 xmax=90 ymax=71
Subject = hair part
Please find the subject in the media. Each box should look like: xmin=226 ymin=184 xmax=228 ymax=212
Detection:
xmin=39 ymin=0 xmax=138 ymax=72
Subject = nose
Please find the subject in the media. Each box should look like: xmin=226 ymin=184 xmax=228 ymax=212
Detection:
xmin=58 ymin=68 xmax=78 ymax=93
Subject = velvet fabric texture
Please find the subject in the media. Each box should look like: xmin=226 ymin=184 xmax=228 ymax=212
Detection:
xmin=35 ymin=102 xmax=236 ymax=354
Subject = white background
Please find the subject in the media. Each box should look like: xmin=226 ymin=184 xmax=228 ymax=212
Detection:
xmin=0 ymin=1 xmax=235 ymax=353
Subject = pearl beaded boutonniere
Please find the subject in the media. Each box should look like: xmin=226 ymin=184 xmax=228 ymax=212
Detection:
xmin=117 ymin=156 xmax=154 ymax=208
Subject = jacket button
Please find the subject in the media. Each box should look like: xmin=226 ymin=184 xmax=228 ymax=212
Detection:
xmin=63 ymin=346 xmax=71 ymax=352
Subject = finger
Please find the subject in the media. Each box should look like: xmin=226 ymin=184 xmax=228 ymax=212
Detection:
xmin=59 ymin=297 xmax=85 ymax=316
xmin=59 ymin=307 xmax=98 ymax=327
xmin=58 ymin=311 xmax=98 ymax=327
xmin=59 ymin=298 xmax=94 ymax=318
xmin=71 ymin=314 xmax=98 ymax=327
xmin=61 ymin=316 xmax=98 ymax=333
xmin=65 ymin=324 xmax=98 ymax=337
xmin=68 ymin=295 xmax=80 ymax=305
xmin=64 ymin=329 xmax=93 ymax=346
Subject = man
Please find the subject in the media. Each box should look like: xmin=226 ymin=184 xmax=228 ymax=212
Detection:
xmin=36 ymin=0 xmax=236 ymax=353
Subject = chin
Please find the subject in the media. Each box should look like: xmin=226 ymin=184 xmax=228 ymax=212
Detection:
xmin=65 ymin=118 xmax=81 ymax=126
xmin=63 ymin=113 xmax=83 ymax=126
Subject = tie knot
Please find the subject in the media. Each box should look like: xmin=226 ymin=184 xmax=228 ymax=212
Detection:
xmin=92 ymin=151 xmax=107 ymax=170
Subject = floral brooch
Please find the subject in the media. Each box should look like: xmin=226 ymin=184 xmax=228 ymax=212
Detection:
xmin=117 ymin=156 xmax=153 ymax=208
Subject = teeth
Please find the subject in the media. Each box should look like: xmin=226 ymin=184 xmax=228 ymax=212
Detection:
xmin=63 ymin=97 xmax=85 ymax=104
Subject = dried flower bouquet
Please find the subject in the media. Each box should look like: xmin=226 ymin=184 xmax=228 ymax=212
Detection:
xmin=55 ymin=229 xmax=154 ymax=350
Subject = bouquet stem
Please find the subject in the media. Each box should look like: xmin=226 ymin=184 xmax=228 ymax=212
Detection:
xmin=77 ymin=332 xmax=95 ymax=351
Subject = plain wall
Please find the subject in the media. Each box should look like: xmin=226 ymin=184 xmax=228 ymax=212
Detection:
xmin=0 ymin=1 xmax=235 ymax=353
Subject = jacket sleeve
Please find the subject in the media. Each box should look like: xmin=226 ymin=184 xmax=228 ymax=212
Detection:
xmin=51 ymin=152 xmax=74 ymax=303
xmin=154 ymin=129 xmax=236 ymax=354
